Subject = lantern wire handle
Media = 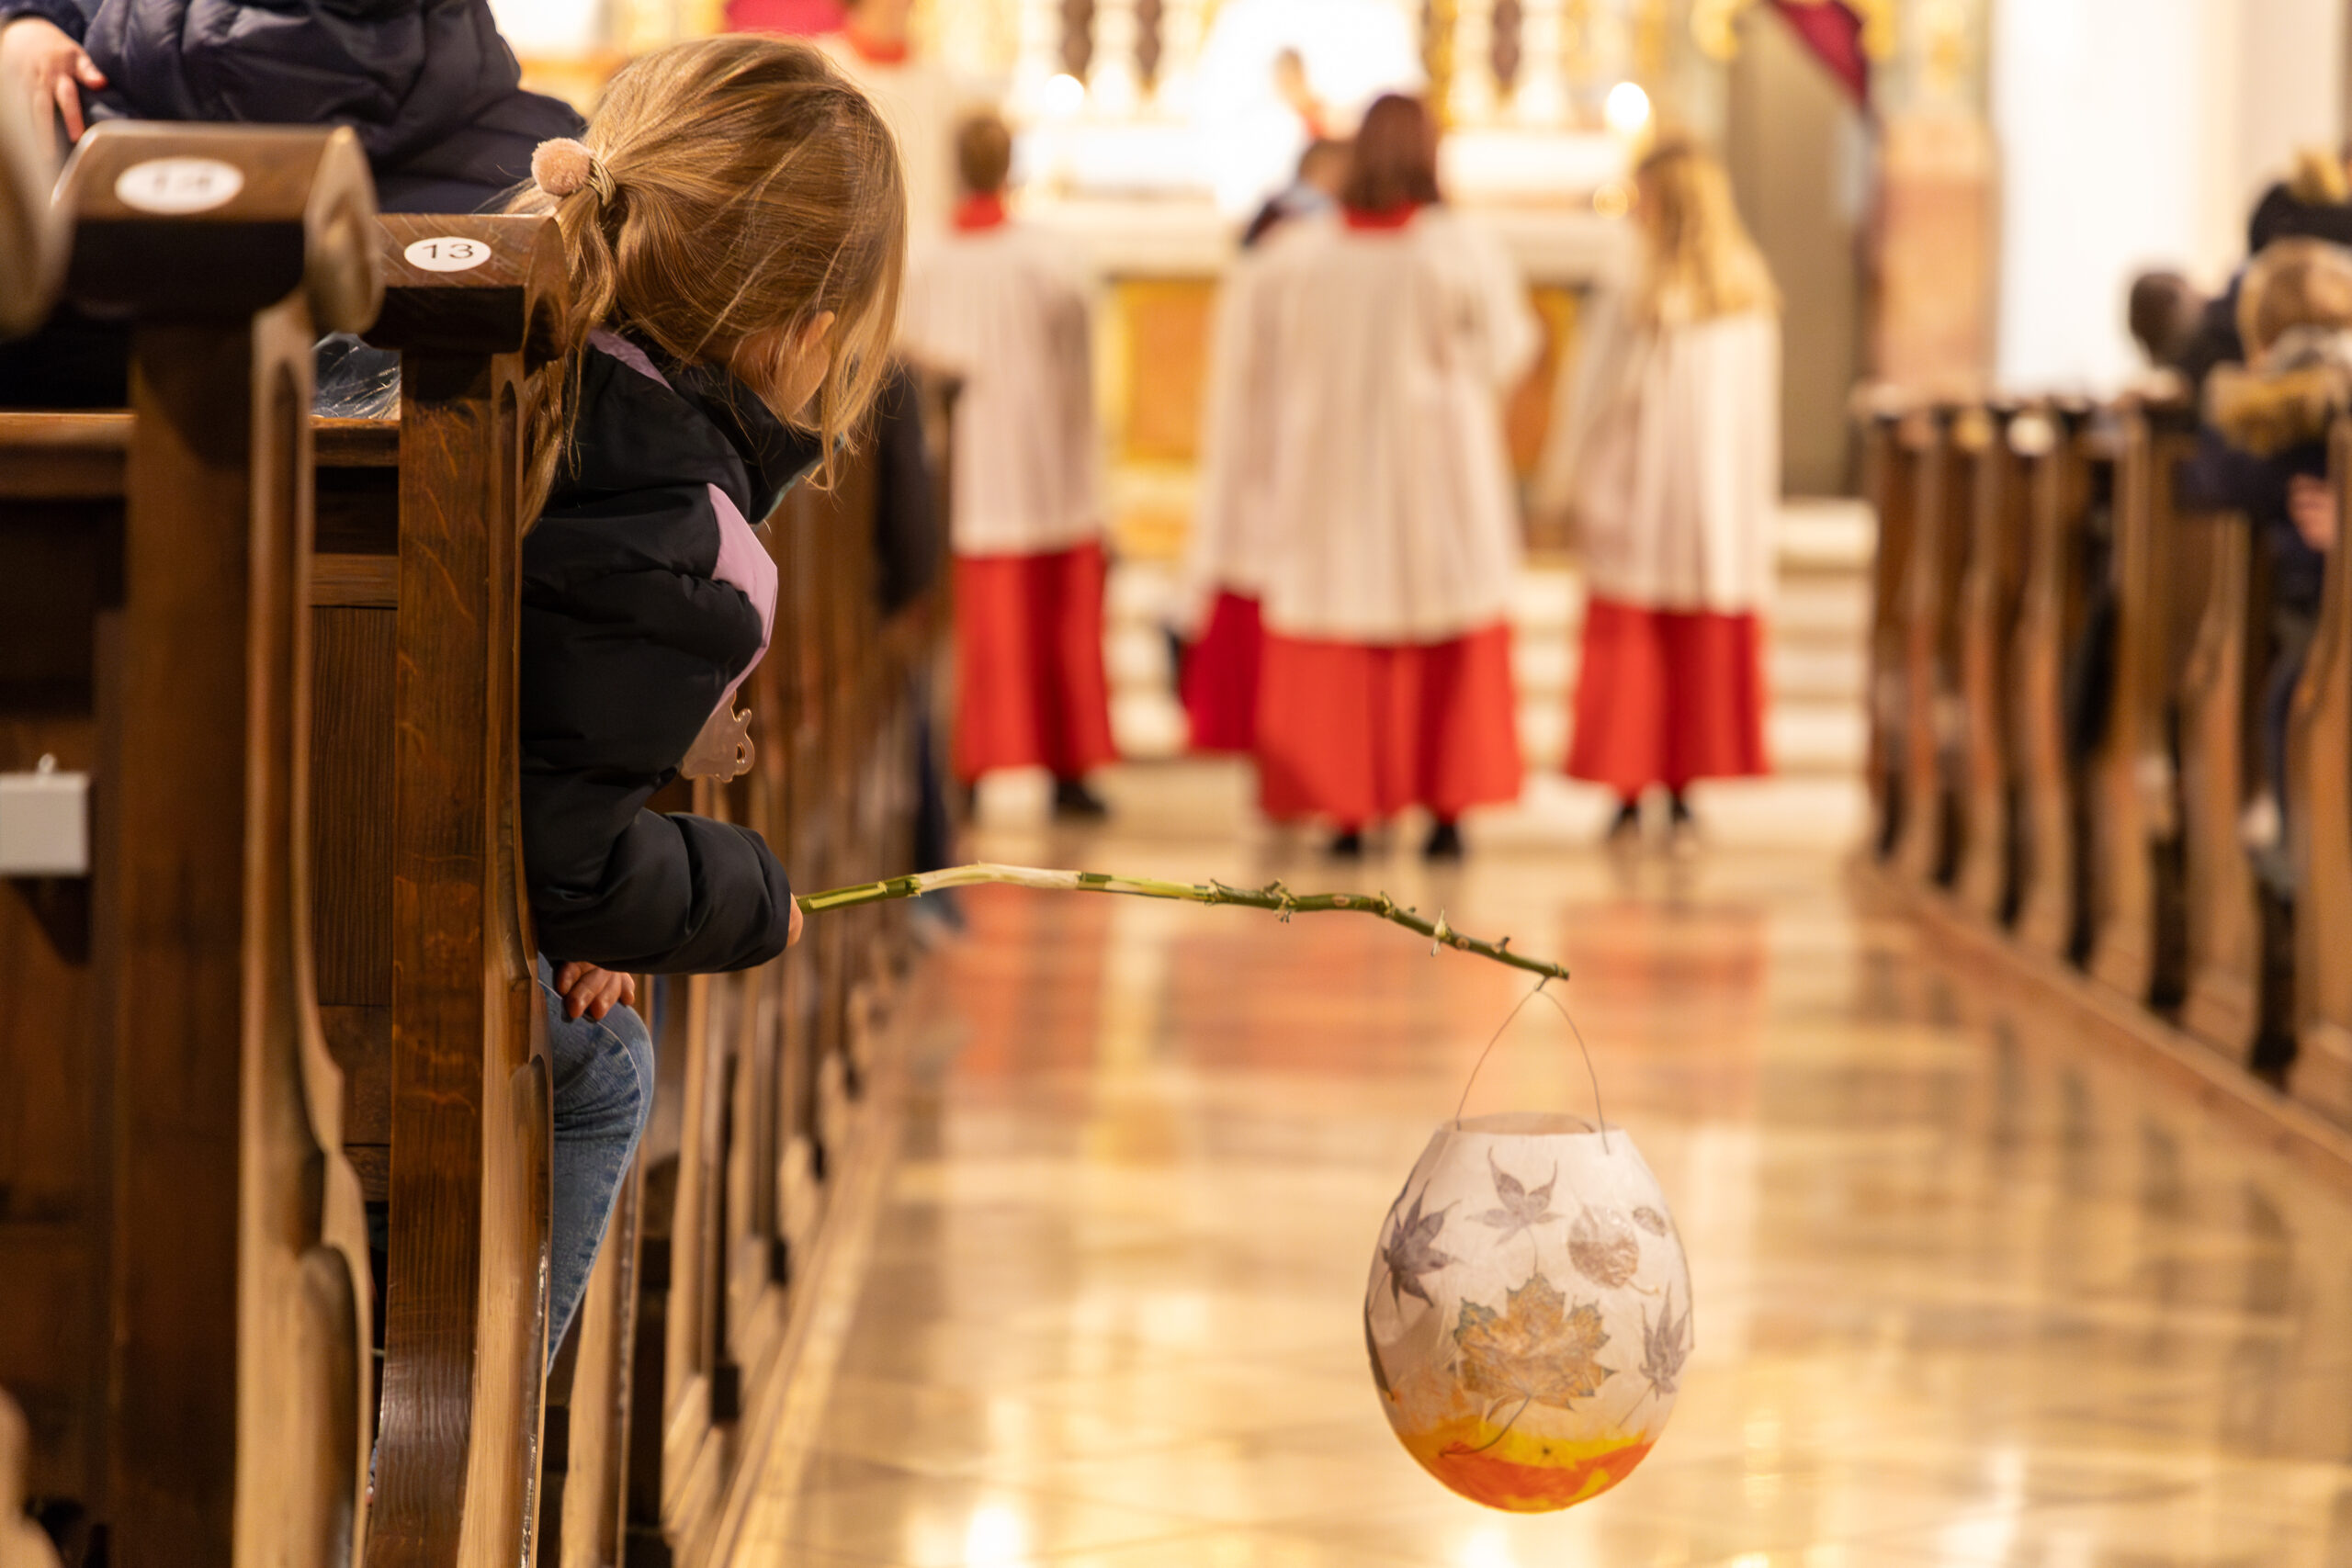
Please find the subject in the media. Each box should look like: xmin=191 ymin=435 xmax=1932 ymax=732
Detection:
xmin=1452 ymin=979 xmax=1611 ymax=1154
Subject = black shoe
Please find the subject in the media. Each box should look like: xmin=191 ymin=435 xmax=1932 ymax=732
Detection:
xmin=1327 ymin=829 xmax=1364 ymax=859
xmin=1603 ymin=799 xmax=1643 ymax=848
xmin=1423 ymin=819 xmax=1464 ymax=860
xmin=1053 ymin=777 xmax=1111 ymax=819
xmin=1666 ymin=793 xmax=1699 ymax=855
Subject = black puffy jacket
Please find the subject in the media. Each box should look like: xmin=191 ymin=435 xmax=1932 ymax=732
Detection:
xmin=521 ymin=333 xmax=822 ymax=974
xmin=4 ymin=0 xmax=581 ymax=211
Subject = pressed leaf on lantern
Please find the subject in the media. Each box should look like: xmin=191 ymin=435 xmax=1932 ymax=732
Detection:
xmin=1476 ymin=1153 xmax=1561 ymax=1245
xmin=1640 ymin=1286 xmax=1692 ymax=1400
xmin=1567 ymin=1206 xmax=1642 ymax=1289
xmin=1382 ymin=1188 xmax=1456 ymax=1309
xmin=1454 ymin=1271 xmax=1612 ymax=1411
xmin=1631 ymin=1205 xmax=1671 ymax=1237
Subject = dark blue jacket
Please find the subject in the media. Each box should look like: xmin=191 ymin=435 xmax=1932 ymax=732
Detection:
xmin=521 ymin=335 xmax=821 ymax=972
xmin=3 ymin=0 xmax=581 ymax=210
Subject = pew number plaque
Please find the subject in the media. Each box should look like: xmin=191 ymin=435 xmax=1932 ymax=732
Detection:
xmin=402 ymin=236 xmax=493 ymax=273
xmin=0 ymin=756 xmax=87 ymax=877
xmin=114 ymin=158 xmax=243 ymax=215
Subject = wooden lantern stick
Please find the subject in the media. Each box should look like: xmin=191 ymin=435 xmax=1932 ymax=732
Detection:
xmin=796 ymin=863 xmax=1572 ymax=983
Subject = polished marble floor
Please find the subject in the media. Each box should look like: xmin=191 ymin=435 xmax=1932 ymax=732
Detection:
xmin=737 ymin=794 xmax=2352 ymax=1567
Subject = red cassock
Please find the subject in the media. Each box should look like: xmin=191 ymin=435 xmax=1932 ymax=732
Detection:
xmin=722 ymin=0 xmax=842 ymax=34
xmin=1256 ymin=623 xmax=1523 ymax=826
xmin=953 ymin=542 xmax=1118 ymax=782
xmin=1567 ymin=601 xmax=1767 ymax=795
xmin=1180 ymin=591 xmax=1263 ymax=754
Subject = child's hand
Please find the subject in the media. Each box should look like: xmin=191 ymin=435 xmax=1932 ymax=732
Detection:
xmin=1 ymin=17 xmax=106 ymax=142
xmin=555 ymin=961 xmax=636 ymax=1021
xmin=788 ymin=899 xmax=804 ymax=948
xmin=2290 ymin=474 xmax=2339 ymax=552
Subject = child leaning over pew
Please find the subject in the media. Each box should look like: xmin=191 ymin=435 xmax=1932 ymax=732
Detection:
xmin=504 ymin=35 xmax=904 ymax=1359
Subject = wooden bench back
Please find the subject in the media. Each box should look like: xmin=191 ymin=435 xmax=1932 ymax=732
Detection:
xmin=2011 ymin=404 xmax=2110 ymax=964
xmin=2288 ymin=422 xmax=2352 ymax=1118
xmin=1862 ymin=403 xmax=1919 ymax=857
xmin=2 ymin=155 xmax=950 ymax=1565
xmin=2085 ymin=399 xmax=2204 ymax=1007
xmin=2174 ymin=453 xmax=2266 ymax=1058
xmin=1867 ymin=380 xmax=2352 ymax=1105
xmin=0 ymin=119 xmax=380 ymax=1568
xmin=335 ymin=212 xmax=567 ymax=1568
xmin=1953 ymin=403 xmax=2033 ymax=924
xmin=1894 ymin=405 xmax=1973 ymax=887
xmin=619 ymin=377 xmax=949 ymax=1566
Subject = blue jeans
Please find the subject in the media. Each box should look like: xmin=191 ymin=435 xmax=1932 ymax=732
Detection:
xmin=537 ymin=955 xmax=655 ymax=1368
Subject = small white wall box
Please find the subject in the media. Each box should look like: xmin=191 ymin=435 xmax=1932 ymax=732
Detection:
xmin=0 ymin=757 xmax=89 ymax=876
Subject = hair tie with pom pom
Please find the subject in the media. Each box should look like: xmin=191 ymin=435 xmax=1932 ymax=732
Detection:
xmin=532 ymin=138 xmax=616 ymax=204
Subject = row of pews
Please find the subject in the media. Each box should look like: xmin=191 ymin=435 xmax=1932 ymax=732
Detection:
xmin=1862 ymin=385 xmax=2352 ymax=1131
xmin=0 ymin=121 xmax=943 ymax=1566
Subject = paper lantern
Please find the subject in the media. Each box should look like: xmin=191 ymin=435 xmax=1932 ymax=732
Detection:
xmin=1364 ymin=1112 xmax=1691 ymax=1512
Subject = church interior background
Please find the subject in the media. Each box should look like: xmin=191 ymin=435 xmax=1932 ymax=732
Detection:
xmin=23 ymin=0 xmax=2352 ymax=1562
xmin=482 ymin=0 xmax=2348 ymax=841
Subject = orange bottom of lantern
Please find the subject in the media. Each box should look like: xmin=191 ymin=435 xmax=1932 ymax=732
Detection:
xmin=1394 ymin=1419 xmax=1656 ymax=1513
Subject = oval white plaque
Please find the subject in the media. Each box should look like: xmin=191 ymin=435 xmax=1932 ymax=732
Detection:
xmin=401 ymin=235 xmax=492 ymax=273
xmin=114 ymin=158 xmax=243 ymax=215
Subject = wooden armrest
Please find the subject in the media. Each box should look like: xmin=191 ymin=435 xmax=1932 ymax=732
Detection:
xmin=61 ymin=122 xmax=379 ymax=330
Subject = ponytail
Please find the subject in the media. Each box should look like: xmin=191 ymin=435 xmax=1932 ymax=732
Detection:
xmin=505 ymin=38 xmax=909 ymax=522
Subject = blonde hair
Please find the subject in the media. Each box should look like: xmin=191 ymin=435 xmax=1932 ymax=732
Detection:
xmin=2288 ymin=145 xmax=2351 ymax=206
xmin=509 ymin=36 xmax=907 ymax=512
xmin=2237 ymin=237 xmax=2352 ymax=358
xmin=1630 ymin=137 xmax=1778 ymax=327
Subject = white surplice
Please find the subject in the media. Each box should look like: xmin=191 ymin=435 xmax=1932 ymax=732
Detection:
xmin=1181 ymin=243 xmax=1286 ymax=633
xmin=1248 ymin=208 xmax=1541 ymax=644
xmin=899 ymin=221 xmax=1102 ymax=558
xmin=1534 ymin=291 xmax=1780 ymax=614
xmin=816 ymin=39 xmax=966 ymax=259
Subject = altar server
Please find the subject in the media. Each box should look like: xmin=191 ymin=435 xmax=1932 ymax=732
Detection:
xmin=816 ymin=0 xmax=958 ymax=254
xmin=1248 ymin=93 xmax=1538 ymax=857
xmin=899 ymin=111 xmax=1116 ymax=813
xmin=1182 ymin=140 xmax=1351 ymax=753
xmin=1536 ymin=136 xmax=1778 ymax=848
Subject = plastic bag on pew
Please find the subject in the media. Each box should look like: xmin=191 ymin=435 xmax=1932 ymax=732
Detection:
xmin=313 ymin=333 xmax=401 ymax=418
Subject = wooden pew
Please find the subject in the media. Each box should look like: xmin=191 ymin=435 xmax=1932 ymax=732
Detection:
xmin=3 ymin=207 xmax=577 ymax=1567
xmin=2011 ymin=404 xmax=2111 ymax=964
xmin=623 ymin=448 xmax=879 ymax=1566
xmin=6 ymin=173 xmax=944 ymax=1568
xmin=2086 ymin=398 xmax=2203 ymax=1008
xmin=1862 ymin=401 xmax=1920 ymax=859
xmin=2177 ymin=480 xmax=2267 ymax=1061
xmin=0 ymin=89 xmax=70 ymax=1568
xmin=1952 ymin=403 xmax=2033 ymax=924
xmin=296 ymin=213 xmax=570 ymax=1568
xmin=617 ymin=383 xmax=950 ymax=1564
xmin=1894 ymin=405 xmax=1974 ymax=888
xmin=2286 ymin=420 xmax=2352 ymax=1124
xmin=0 ymin=122 xmax=380 ymax=1567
